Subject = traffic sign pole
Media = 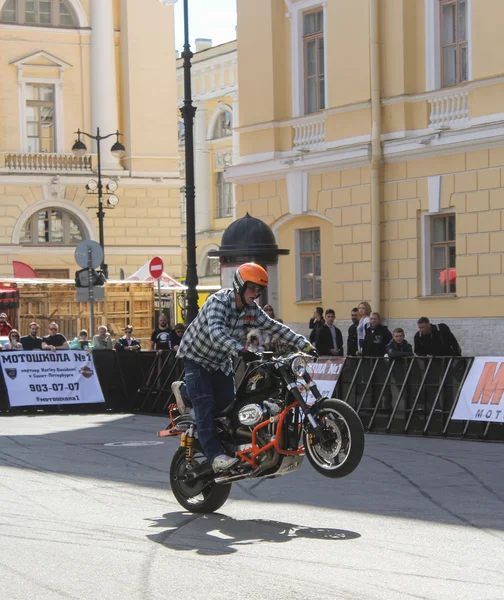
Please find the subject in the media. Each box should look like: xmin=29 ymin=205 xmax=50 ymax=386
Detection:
xmin=88 ymin=247 xmax=95 ymax=337
xmin=149 ymin=257 xmax=164 ymax=319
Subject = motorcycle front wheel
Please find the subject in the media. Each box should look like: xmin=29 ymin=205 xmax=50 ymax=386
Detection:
xmin=303 ymin=398 xmax=365 ymax=478
xmin=170 ymin=446 xmax=231 ymax=513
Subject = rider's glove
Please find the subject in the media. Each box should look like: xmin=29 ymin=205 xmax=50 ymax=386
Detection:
xmin=303 ymin=343 xmax=319 ymax=359
xmin=240 ymin=348 xmax=260 ymax=364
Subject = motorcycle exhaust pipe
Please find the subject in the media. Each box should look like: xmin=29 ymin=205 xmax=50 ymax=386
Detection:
xmin=185 ymin=462 xmax=214 ymax=482
xmin=214 ymin=472 xmax=254 ymax=484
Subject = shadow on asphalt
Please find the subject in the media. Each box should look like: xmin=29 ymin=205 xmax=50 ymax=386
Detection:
xmin=146 ymin=511 xmax=361 ymax=555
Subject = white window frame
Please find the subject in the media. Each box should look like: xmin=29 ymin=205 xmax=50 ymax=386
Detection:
xmin=215 ymin=171 xmax=234 ymax=219
xmin=296 ymin=227 xmax=322 ymax=302
xmin=0 ymin=0 xmax=88 ymax=27
xmin=421 ymin=209 xmax=456 ymax=296
xmin=288 ymin=0 xmax=328 ymax=117
xmin=207 ymin=103 xmax=233 ymax=140
xmin=425 ymin=0 xmax=472 ymax=91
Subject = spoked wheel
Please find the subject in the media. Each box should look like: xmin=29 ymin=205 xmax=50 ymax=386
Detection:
xmin=303 ymin=398 xmax=365 ymax=478
xmin=169 ymin=446 xmax=231 ymax=513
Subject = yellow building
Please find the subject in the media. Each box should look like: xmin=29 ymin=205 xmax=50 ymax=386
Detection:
xmin=226 ymin=0 xmax=504 ymax=354
xmin=176 ymin=39 xmax=238 ymax=285
xmin=0 ymin=0 xmax=181 ymax=280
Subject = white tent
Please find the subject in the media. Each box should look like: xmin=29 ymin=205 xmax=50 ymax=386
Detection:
xmin=126 ymin=262 xmax=185 ymax=288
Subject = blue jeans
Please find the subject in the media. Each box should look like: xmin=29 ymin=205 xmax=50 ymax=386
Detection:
xmin=183 ymin=358 xmax=235 ymax=463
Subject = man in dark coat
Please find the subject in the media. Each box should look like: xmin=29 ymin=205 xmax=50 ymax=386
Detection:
xmin=347 ymin=307 xmax=359 ymax=356
xmin=362 ymin=312 xmax=392 ymax=357
xmin=309 ymin=307 xmax=324 ymax=344
xmin=315 ymin=309 xmax=343 ymax=356
xmin=414 ymin=317 xmax=461 ymax=356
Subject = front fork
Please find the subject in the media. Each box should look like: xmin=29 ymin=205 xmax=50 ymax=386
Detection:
xmin=279 ymin=366 xmax=323 ymax=442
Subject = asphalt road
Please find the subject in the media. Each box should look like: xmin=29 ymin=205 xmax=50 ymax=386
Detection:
xmin=0 ymin=413 xmax=502 ymax=600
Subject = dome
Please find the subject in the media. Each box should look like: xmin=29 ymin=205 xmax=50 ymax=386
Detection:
xmin=211 ymin=213 xmax=289 ymax=263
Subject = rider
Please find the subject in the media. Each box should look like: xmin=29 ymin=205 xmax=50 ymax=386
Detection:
xmin=172 ymin=262 xmax=315 ymax=473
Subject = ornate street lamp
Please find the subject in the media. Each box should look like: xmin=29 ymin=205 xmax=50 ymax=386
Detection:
xmin=72 ymin=128 xmax=126 ymax=279
xmin=160 ymin=0 xmax=199 ymax=324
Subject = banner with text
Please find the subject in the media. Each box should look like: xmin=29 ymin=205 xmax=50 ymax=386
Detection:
xmin=0 ymin=350 xmax=105 ymax=407
xmin=452 ymin=357 xmax=504 ymax=423
xmin=305 ymin=357 xmax=346 ymax=404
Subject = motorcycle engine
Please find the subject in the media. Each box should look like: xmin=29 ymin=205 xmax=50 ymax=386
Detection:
xmin=237 ymin=404 xmax=263 ymax=427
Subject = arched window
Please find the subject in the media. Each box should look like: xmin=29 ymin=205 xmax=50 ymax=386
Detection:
xmin=1 ymin=0 xmax=78 ymax=27
xmin=213 ymin=110 xmax=232 ymax=139
xmin=205 ymin=256 xmax=220 ymax=277
xmin=20 ymin=208 xmax=85 ymax=245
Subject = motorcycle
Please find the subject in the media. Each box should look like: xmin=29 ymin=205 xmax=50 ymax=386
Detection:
xmin=168 ymin=351 xmax=365 ymax=513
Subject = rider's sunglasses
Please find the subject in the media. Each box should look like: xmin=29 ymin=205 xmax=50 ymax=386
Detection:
xmin=246 ymin=283 xmax=263 ymax=294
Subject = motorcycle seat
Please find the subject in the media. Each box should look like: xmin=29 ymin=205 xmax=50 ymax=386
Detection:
xmin=215 ymin=400 xmax=237 ymax=418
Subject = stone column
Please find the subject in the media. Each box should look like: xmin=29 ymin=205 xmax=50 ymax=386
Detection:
xmin=90 ymin=0 xmax=120 ymax=169
xmin=194 ymin=103 xmax=211 ymax=232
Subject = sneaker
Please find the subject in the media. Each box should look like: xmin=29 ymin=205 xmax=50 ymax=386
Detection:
xmin=171 ymin=381 xmax=187 ymax=415
xmin=212 ymin=454 xmax=239 ymax=473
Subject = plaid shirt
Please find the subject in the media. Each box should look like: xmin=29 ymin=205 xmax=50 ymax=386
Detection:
xmin=177 ymin=288 xmax=308 ymax=375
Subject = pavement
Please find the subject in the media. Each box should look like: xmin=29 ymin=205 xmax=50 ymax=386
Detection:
xmin=0 ymin=413 xmax=502 ymax=600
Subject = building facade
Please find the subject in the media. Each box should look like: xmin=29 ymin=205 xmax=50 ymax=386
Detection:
xmin=177 ymin=39 xmax=238 ymax=285
xmin=227 ymin=0 xmax=504 ymax=355
xmin=0 ymin=0 xmax=181 ymax=280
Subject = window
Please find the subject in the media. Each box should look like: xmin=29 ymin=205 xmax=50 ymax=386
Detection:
xmin=430 ymin=214 xmax=456 ymax=294
xmin=20 ymin=208 xmax=84 ymax=245
xmin=216 ymin=172 xmax=233 ymax=218
xmin=178 ymin=117 xmax=185 ymax=147
xmin=0 ymin=0 xmax=77 ymax=27
xmin=205 ymin=257 xmax=220 ymax=277
xmin=25 ymin=83 xmax=55 ymax=153
xmin=303 ymin=9 xmax=325 ymax=114
xmin=440 ymin=0 xmax=468 ymax=87
xmin=213 ymin=111 xmax=232 ymax=139
xmin=299 ymin=228 xmax=321 ymax=300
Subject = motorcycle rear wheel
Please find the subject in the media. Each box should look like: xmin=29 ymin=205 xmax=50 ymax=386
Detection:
xmin=170 ymin=446 xmax=231 ymax=513
xmin=303 ymin=398 xmax=365 ymax=479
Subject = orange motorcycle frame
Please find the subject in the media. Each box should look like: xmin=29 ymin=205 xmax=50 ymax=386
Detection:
xmin=236 ymin=401 xmax=304 ymax=470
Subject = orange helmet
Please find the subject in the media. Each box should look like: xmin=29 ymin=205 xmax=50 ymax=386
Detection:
xmin=233 ymin=263 xmax=269 ymax=297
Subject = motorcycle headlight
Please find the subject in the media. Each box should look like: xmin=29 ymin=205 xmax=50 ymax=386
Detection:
xmin=291 ymin=356 xmax=308 ymax=378
xmin=238 ymin=404 xmax=264 ymax=427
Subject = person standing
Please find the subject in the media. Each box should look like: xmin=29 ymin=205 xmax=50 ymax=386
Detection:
xmin=362 ymin=313 xmax=392 ymax=357
xmin=42 ymin=322 xmax=69 ymax=352
xmin=70 ymin=330 xmax=93 ymax=350
xmin=347 ymin=307 xmax=359 ymax=356
xmin=92 ymin=326 xmax=113 ymax=350
xmin=150 ymin=314 xmax=171 ymax=350
xmin=356 ymin=301 xmax=372 ymax=354
xmin=2 ymin=329 xmax=23 ymax=351
xmin=115 ymin=325 xmax=141 ymax=352
xmin=315 ymin=309 xmax=343 ymax=356
xmin=21 ymin=322 xmax=43 ymax=350
xmin=414 ymin=317 xmax=461 ymax=357
xmin=386 ymin=328 xmax=414 ymax=358
xmin=0 ymin=313 xmax=12 ymax=336
xmin=169 ymin=323 xmax=185 ymax=351
xmin=309 ymin=307 xmax=325 ymax=344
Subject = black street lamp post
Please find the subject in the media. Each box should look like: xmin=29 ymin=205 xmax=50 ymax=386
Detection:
xmin=72 ymin=128 xmax=126 ymax=279
xmin=161 ymin=0 xmax=199 ymax=324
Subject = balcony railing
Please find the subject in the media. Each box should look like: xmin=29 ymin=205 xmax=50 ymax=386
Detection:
xmin=428 ymin=90 xmax=469 ymax=128
xmin=292 ymin=114 xmax=327 ymax=151
xmin=4 ymin=153 xmax=93 ymax=173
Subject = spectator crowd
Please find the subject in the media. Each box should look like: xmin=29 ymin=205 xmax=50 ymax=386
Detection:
xmin=306 ymin=303 xmax=461 ymax=359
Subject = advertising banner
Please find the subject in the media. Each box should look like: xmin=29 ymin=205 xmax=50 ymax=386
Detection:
xmin=0 ymin=350 xmax=105 ymax=407
xmin=452 ymin=357 xmax=504 ymax=423
xmin=305 ymin=357 xmax=345 ymax=404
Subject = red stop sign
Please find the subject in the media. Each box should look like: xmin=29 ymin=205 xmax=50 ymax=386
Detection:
xmin=149 ymin=256 xmax=164 ymax=280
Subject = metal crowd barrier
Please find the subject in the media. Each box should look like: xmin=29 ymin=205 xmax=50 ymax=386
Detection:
xmin=1 ymin=352 xmax=502 ymax=443
xmin=335 ymin=357 xmax=503 ymax=442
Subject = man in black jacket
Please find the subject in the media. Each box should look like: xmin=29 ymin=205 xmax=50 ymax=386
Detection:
xmin=315 ymin=309 xmax=343 ymax=356
xmin=414 ymin=317 xmax=461 ymax=356
xmin=361 ymin=313 xmax=392 ymax=409
xmin=362 ymin=313 xmax=392 ymax=357
xmin=309 ymin=307 xmax=324 ymax=344
xmin=347 ymin=307 xmax=359 ymax=356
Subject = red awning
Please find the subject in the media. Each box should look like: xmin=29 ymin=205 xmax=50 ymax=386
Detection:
xmin=12 ymin=261 xmax=38 ymax=278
